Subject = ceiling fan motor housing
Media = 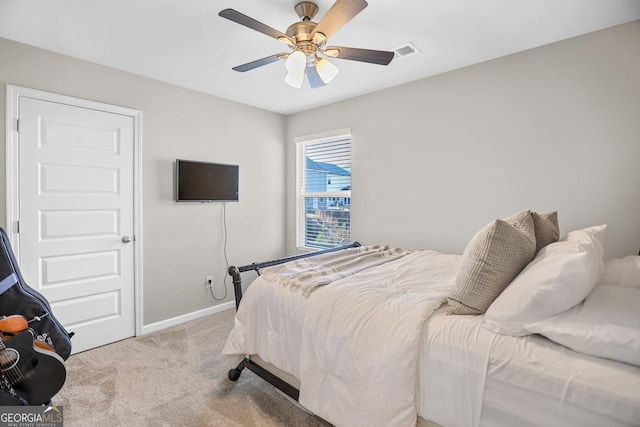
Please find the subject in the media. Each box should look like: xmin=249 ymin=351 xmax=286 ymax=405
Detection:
xmin=294 ymin=2 xmax=319 ymax=21
xmin=286 ymin=21 xmax=318 ymax=43
xmin=286 ymin=15 xmax=326 ymax=57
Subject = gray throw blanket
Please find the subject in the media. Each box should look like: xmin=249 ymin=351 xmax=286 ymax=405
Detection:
xmin=261 ymin=245 xmax=411 ymax=297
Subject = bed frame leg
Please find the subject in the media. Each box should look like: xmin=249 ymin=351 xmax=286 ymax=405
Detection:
xmin=228 ymin=265 xmax=243 ymax=310
xmin=228 ymin=359 xmax=245 ymax=381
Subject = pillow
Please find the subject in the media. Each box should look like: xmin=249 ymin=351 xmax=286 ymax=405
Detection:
xmin=526 ymin=285 xmax=640 ymax=366
xmin=574 ymin=223 xmax=607 ymax=248
xmin=598 ymin=256 xmax=640 ymax=288
xmin=531 ymin=211 xmax=559 ymax=252
xmin=447 ymin=210 xmax=536 ymax=315
xmin=484 ymin=224 xmax=606 ymax=335
xmin=503 ymin=209 xmax=536 ymax=243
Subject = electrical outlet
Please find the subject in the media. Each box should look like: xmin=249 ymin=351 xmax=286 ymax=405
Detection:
xmin=205 ymin=275 xmax=213 ymax=289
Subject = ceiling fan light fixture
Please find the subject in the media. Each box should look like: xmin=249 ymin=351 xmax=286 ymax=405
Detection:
xmin=285 ymin=70 xmax=305 ymax=88
xmin=316 ymin=57 xmax=339 ymax=83
xmin=285 ymin=50 xmax=307 ymax=74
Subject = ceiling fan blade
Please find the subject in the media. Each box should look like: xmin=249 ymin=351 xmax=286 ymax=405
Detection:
xmin=232 ymin=54 xmax=287 ymax=72
xmin=327 ymin=46 xmax=394 ymax=65
xmin=310 ymin=0 xmax=368 ymax=41
xmin=219 ymin=9 xmax=294 ymax=45
xmin=306 ymin=66 xmax=327 ymax=89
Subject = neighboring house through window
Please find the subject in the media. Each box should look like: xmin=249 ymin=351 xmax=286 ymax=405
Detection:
xmin=296 ymin=129 xmax=351 ymax=250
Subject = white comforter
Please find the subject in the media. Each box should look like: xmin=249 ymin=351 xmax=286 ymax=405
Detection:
xmin=223 ymin=249 xmax=462 ymax=427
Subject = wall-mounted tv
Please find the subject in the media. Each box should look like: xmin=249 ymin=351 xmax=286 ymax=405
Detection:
xmin=175 ymin=159 xmax=239 ymax=202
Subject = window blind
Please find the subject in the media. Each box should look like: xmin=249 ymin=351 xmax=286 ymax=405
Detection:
xmin=296 ymin=133 xmax=351 ymax=250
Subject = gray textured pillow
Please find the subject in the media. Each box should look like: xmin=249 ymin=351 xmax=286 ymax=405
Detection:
xmin=503 ymin=210 xmax=537 ymax=243
xmin=447 ymin=210 xmax=536 ymax=315
xmin=531 ymin=211 xmax=559 ymax=252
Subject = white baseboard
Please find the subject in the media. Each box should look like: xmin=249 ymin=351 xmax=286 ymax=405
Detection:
xmin=141 ymin=301 xmax=235 ymax=335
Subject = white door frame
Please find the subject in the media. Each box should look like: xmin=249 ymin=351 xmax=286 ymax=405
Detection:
xmin=5 ymin=84 xmax=144 ymax=337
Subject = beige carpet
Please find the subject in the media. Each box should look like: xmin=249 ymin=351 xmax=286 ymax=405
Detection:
xmin=53 ymin=308 xmax=329 ymax=426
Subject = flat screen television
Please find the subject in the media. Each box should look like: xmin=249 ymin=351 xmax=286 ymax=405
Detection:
xmin=175 ymin=159 xmax=239 ymax=202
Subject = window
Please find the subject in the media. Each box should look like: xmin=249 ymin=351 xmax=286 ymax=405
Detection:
xmin=296 ymin=130 xmax=351 ymax=250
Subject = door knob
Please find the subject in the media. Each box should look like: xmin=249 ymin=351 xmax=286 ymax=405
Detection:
xmin=122 ymin=236 xmax=132 ymax=243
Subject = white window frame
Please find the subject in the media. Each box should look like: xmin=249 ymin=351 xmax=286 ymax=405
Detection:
xmin=295 ymin=129 xmax=352 ymax=251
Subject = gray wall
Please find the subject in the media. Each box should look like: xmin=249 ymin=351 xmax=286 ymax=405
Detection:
xmin=0 ymin=37 xmax=287 ymax=325
xmin=287 ymin=20 xmax=640 ymax=258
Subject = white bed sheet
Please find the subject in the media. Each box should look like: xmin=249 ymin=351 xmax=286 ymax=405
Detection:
xmin=297 ymin=250 xmax=462 ymax=427
xmin=222 ymin=273 xmax=311 ymax=380
xmin=417 ymin=312 xmax=640 ymax=427
xmin=417 ymin=310 xmax=495 ymax=427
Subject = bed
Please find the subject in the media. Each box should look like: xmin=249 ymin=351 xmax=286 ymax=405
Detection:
xmin=222 ymin=210 xmax=640 ymax=427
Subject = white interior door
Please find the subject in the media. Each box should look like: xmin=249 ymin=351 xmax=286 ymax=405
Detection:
xmin=11 ymin=91 xmax=140 ymax=354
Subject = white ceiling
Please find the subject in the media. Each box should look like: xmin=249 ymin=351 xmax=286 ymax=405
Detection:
xmin=1 ymin=0 xmax=639 ymax=115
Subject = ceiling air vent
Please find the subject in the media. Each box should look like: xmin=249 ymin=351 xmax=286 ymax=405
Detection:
xmin=393 ymin=42 xmax=420 ymax=60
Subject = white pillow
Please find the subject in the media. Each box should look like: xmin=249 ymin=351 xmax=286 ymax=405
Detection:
xmin=484 ymin=225 xmax=606 ymax=336
xmin=598 ymin=256 xmax=640 ymax=288
xmin=526 ymin=285 xmax=640 ymax=366
xmin=574 ymin=224 xmax=607 ymax=248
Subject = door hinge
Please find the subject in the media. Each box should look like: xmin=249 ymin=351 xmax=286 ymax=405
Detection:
xmin=16 ymin=119 xmax=20 ymax=133
xmin=15 ymin=220 xmax=20 ymax=234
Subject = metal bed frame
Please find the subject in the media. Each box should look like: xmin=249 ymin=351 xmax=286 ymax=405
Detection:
xmin=225 ymin=241 xmax=361 ymax=401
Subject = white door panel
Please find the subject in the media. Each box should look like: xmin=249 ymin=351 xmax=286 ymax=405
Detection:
xmin=41 ymin=164 xmax=120 ymax=194
xmin=16 ymin=95 xmax=137 ymax=354
xmin=40 ymin=209 xmax=120 ymax=238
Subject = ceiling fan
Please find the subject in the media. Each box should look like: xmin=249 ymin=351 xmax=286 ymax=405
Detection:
xmin=219 ymin=0 xmax=395 ymax=89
